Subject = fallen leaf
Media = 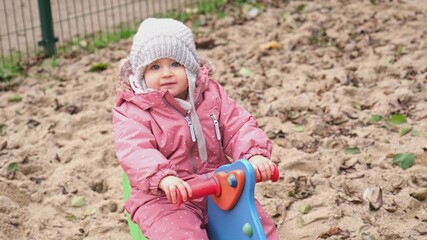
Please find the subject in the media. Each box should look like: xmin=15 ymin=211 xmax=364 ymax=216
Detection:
xmin=246 ymin=7 xmax=260 ymax=19
xmin=83 ymin=206 xmax=97 ymax=216
xmin=67 ymin=214 xmax=78 ymax=223
xmin=71 ymin=196 xmax=86 ymax=208
xmin=272 ymin=203 xmax=290 ymax=225
xmin=399 ymin=125 xmax=412 ymax=137
xmin=340 ymin=158 xmax=359 ymax=169
xmin=411 ymin=130 xmax=421 ymax=137
xmin=363 ymin=187 xmax=383 ymax=210
xmin=288 ymin=176 xmax=314 ymax=199
xmin=299 ymin=203 xmax=312 ymax=214
xmin=0 ymin=124 xmax=6 ymax=135
xmin=195 ymin=37 xmax=215 ymax=49
xmin=369 ymin=115 xmax=383 ymax=123
xmin=345 ymin=147 xmax=361 ymax=155
xmin=296 ymin=215 xmax=304 ymax=228
xmin=386 ymin=114 xmax=407 ymax=125
xmin=318 ymin=227 xmax=344 ymax=238
xmin=8 ymin=95 xmax=22 ymax=103
xmin=342 ymin=181 xmax=352 ymax=196
xmin=292 ymin=124 xmax=304 ymax=132
xmin=412 ymin=223 xmax=427 ymax=235
xmin=27 ymin=119 xmax=40 ymax=129
xmin=384 ymin=200 xmax=398 ymax=213
xmin=238 ymin=67 xmax=255 ymax=78
xmin=409 ymin=188 xmax=427 ymax=201
xmin=7 ymin=162 xmax=18 ymax=173
xmin=392 ymin=153 xmax=415 ymax=170
xmin=332 ymin=115 xmax=348 ymax=125
xmin=260 ymin=40 xmax=282 ymax=51
xmin=0 ymin=140 xmax=7 ymax=150
xmin=65 ymin=105 xmax=80 ymax=115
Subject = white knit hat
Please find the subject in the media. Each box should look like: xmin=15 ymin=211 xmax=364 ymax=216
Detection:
xmin=128 ymin=18 xmax=207 ymax=161
xmin=129 ymin=18 xmax=200 ymax=91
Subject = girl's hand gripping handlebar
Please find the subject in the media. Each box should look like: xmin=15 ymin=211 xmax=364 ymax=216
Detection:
xmin=175 ymin=163 xmax=279 ymax=208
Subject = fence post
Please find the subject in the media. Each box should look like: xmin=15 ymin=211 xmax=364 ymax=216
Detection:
xmin=38 ymin=0 xmax=57 ymax=56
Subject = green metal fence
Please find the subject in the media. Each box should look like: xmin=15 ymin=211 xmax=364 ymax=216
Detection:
xmin=0 ymin=0 xmax=197 ymax=66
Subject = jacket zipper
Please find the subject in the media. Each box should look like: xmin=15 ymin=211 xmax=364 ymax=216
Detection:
xmin=184 ymin=116 xmax=197 ymax=173
xmin=164 ymin=94 xmax=197 ymax=172
xmin=210 ymin=114 xmax=223 ymax=160
xmin=184 ymin=116 xmax=196 ymax=142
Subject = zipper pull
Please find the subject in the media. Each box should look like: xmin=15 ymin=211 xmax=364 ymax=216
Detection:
xmin=185 ymin=117 xmax=196 ymax=142
xmin=210 ymin=114 xmax=221 ymax=140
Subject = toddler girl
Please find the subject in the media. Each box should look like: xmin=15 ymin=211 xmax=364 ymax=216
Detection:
xmin=113 ymin=18 xmax=278 ymax=239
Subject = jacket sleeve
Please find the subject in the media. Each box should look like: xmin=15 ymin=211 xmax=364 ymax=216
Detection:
xmin=213 ymin=81 xmax=273 ymax=161
xmin=112 ymin=103 xmax=176 ymax=195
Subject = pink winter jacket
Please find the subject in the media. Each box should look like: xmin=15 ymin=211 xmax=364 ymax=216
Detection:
xmin=112 ymin=63 xmax=272 ymax=220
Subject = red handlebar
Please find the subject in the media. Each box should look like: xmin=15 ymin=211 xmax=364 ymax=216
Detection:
xmin=175 ymin=164 xmax=279 ymax=208
xmin=255 ymin=165 xmax=280 ymax=183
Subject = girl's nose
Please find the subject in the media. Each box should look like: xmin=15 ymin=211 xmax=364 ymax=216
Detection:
xmin=161 ymin=67 xmax=173 ymax=77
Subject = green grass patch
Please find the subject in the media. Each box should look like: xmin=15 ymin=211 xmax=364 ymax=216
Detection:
xmin=197 ymin=0 xmax=227 ymax=15
xmin=89 ymin=63 xmax=109 ymax=72
xmin=57 ymin=29 xmax=135 ymax=55
xmin=0 ymin=123 xmax=6 ymax=136
xmin=8 ymin=95 xmax=22 ymax=103
xmin=160 ymin=10 xmax=194 ymax=23
xmin=0 ymin=61 xmax=24 ymax=83
xmin=345 ymin=147 xmax=361 ymax=155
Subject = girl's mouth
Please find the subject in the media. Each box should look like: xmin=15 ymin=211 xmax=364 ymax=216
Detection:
xmin=161 ymin=81 xmax=176 ymax=88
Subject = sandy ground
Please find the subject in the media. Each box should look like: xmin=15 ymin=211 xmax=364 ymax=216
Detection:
xmin=1 ymin=0 xmax=427 ymax=239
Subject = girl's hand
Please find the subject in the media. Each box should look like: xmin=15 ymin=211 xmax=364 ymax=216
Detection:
xmin=248 ymin=155 xmax=276 ymax=182
xmin=159 ymin=176 xmax=192 ymax=204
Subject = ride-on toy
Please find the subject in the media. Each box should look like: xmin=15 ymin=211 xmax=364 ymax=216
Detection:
xmin=122 ymin=159 xmax=279 ymax=240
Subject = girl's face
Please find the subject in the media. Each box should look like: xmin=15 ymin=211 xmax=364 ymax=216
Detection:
xmin=144 ymin=58 xmax=188 ymax=100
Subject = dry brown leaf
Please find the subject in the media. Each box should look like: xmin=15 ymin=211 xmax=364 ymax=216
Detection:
xmin=272 ymin=203 xmax=290 ymax=225
xmin=340 ymin=158 xmax=359 ymax=169
xmin=0 ymin=140 xmax=7 ymax=151
xmin=363 ymin=187 xmax=383 ymax=210
xmin=384 ymin=200 xmax=399 ymax=213
xmin=195 ymin=37 xmax=215 ymax=49
xmin=259 ymin=40 xmax=282 ymax=51
xmin=345 ymin=172 xmax=365 ymax=179
xmin=342 ymin=181 xmax=352 ymax=196
xmin=318 ymin=227 xmax=350 ymax=239
xmin=412 ymin=223 xmax=427 ymax=235
xmin=410 ymin=188 xmax=427 ymax=201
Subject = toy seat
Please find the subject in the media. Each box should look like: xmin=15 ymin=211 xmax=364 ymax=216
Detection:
xmin=122 ymin=173 xmax=148 ymax=240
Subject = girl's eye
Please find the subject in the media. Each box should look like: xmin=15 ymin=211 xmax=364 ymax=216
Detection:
xmin=150 ymin=64 xmax=160 ymax=70
xmin=171 ymin=62 xmax=181 ymax=68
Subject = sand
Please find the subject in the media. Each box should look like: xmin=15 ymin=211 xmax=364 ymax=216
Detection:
xmin=1 ymin=0 xmax=426 ymax=239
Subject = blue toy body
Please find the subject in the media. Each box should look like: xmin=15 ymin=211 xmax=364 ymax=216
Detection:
xmin=207 ymin=159 xmax=266 ymax=240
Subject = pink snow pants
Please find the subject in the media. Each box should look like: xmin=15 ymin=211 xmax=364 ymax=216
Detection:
xmin=133 ymin=197 xmax=278 ymax=240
